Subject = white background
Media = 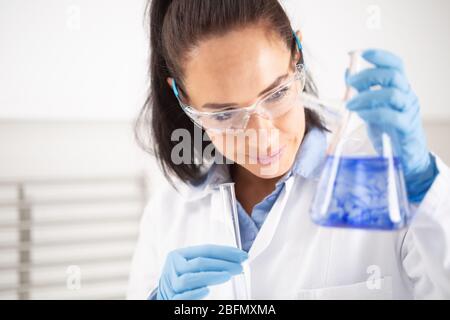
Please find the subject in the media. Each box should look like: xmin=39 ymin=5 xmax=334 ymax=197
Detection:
xmin=0 ymin=0 xmax=148 ymax=121
xmin=1 ymin=0 xmax=450 ymax=120
xmin=0 ymin=0 xmax=449 ymax=300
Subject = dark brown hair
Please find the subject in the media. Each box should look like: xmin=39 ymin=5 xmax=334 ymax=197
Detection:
xmin=135 ymin=0 xmax=327 ymax=186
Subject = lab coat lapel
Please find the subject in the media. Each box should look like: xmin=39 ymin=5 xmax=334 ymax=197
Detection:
xmin=248 ymin=177 xmax=296 ymax=262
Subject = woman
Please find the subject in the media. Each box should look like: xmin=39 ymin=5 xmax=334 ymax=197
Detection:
xmin=127 ymin=0 xmax=450 ymax=299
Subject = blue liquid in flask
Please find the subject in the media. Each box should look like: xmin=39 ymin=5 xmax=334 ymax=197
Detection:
xmin=310 ymin=156 xmax=411 ymax=230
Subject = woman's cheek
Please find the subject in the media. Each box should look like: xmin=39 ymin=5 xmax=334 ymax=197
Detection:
xmin=286 ymin=105 xmax=305 ymax=135
xmin=274 ymin=105 xmax=305 ymax=145
xmin=209 ymin=132 xmax=239 ymax=163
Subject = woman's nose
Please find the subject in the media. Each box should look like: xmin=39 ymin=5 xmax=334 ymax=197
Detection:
xmin=245 ymin=114 xmax=280 ymax=149
xmin=246 ymin=112 xmax=274 ymax=131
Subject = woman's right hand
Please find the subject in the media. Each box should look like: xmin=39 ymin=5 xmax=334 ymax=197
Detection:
xmin=156 ymin=244 xmax=248 ymax=300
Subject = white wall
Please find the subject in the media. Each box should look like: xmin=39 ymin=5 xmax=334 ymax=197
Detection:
xmin=0 ymin=0 xmax=148 ymax=121
xmin=1 ymin=0 xmax=450 ymax=121
xmin=0 ymin=119 xmax=167 ymax=192
xmin=283 ymin=0 xmax=450 ymax=121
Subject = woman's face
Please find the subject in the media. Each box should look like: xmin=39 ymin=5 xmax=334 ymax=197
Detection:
xmin=168 ymin=24 xmax=306 ymax=179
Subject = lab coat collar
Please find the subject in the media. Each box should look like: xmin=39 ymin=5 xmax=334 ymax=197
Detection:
xmin=275 ymin=126 xmax=328 ymax=187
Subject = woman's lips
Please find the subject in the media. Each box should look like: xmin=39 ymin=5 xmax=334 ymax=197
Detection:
xmin=247 ymin=145 xmax=287 ymax=166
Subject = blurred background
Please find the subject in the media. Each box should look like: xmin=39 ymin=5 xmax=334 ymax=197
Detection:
xmin=0 ymin=0 xmax=449 ymax=299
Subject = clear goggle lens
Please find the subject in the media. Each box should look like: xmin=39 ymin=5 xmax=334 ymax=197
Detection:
xmin=183 ymin=64 xmax=306 ymax=133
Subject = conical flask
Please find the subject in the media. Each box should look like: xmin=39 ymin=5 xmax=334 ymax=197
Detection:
xmin=309 ymin=50 xmax=412 ymax=230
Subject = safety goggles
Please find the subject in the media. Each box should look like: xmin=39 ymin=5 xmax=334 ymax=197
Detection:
xmin=172 ymin=63 xmax=306 ymax=133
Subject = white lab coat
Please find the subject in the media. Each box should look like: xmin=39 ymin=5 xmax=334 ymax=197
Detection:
xmin=127 ymin=133 xmax=450 ymax=300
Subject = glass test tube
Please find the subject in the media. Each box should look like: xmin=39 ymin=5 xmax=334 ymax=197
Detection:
xmin=219 ymin=183 xmax=249 ymax=300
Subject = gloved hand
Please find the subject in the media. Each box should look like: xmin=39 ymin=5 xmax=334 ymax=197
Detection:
xmin=157 ymin=244 xmax=248 ymax=300
xmin=346 ymin=49 xmax=438 ymax=203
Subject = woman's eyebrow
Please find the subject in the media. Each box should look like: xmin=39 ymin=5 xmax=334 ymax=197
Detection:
xmin=201 ymin=73 xmax=289 ymax=110
xmin=257 ymin=73 xmax=289 ymax=97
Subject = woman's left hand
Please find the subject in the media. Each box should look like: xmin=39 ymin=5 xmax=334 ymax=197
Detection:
xmin=346 ymin=49 xmax=438 ymax=203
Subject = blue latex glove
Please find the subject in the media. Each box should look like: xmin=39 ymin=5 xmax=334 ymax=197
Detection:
xmin=346 ymin=49 xmax=438 ymax=203
xmin=157 ymin=244 xmax=248 ymax=300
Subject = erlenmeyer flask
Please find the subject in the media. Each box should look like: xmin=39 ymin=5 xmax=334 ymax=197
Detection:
xmin=309 ymin=50 xmax=412 ymax=230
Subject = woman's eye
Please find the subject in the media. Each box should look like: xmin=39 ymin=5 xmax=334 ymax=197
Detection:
xmin=267 ymin=87 xmax=289 ymax=102
xmin=212 ymin=112 xmax=233 ymax=122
